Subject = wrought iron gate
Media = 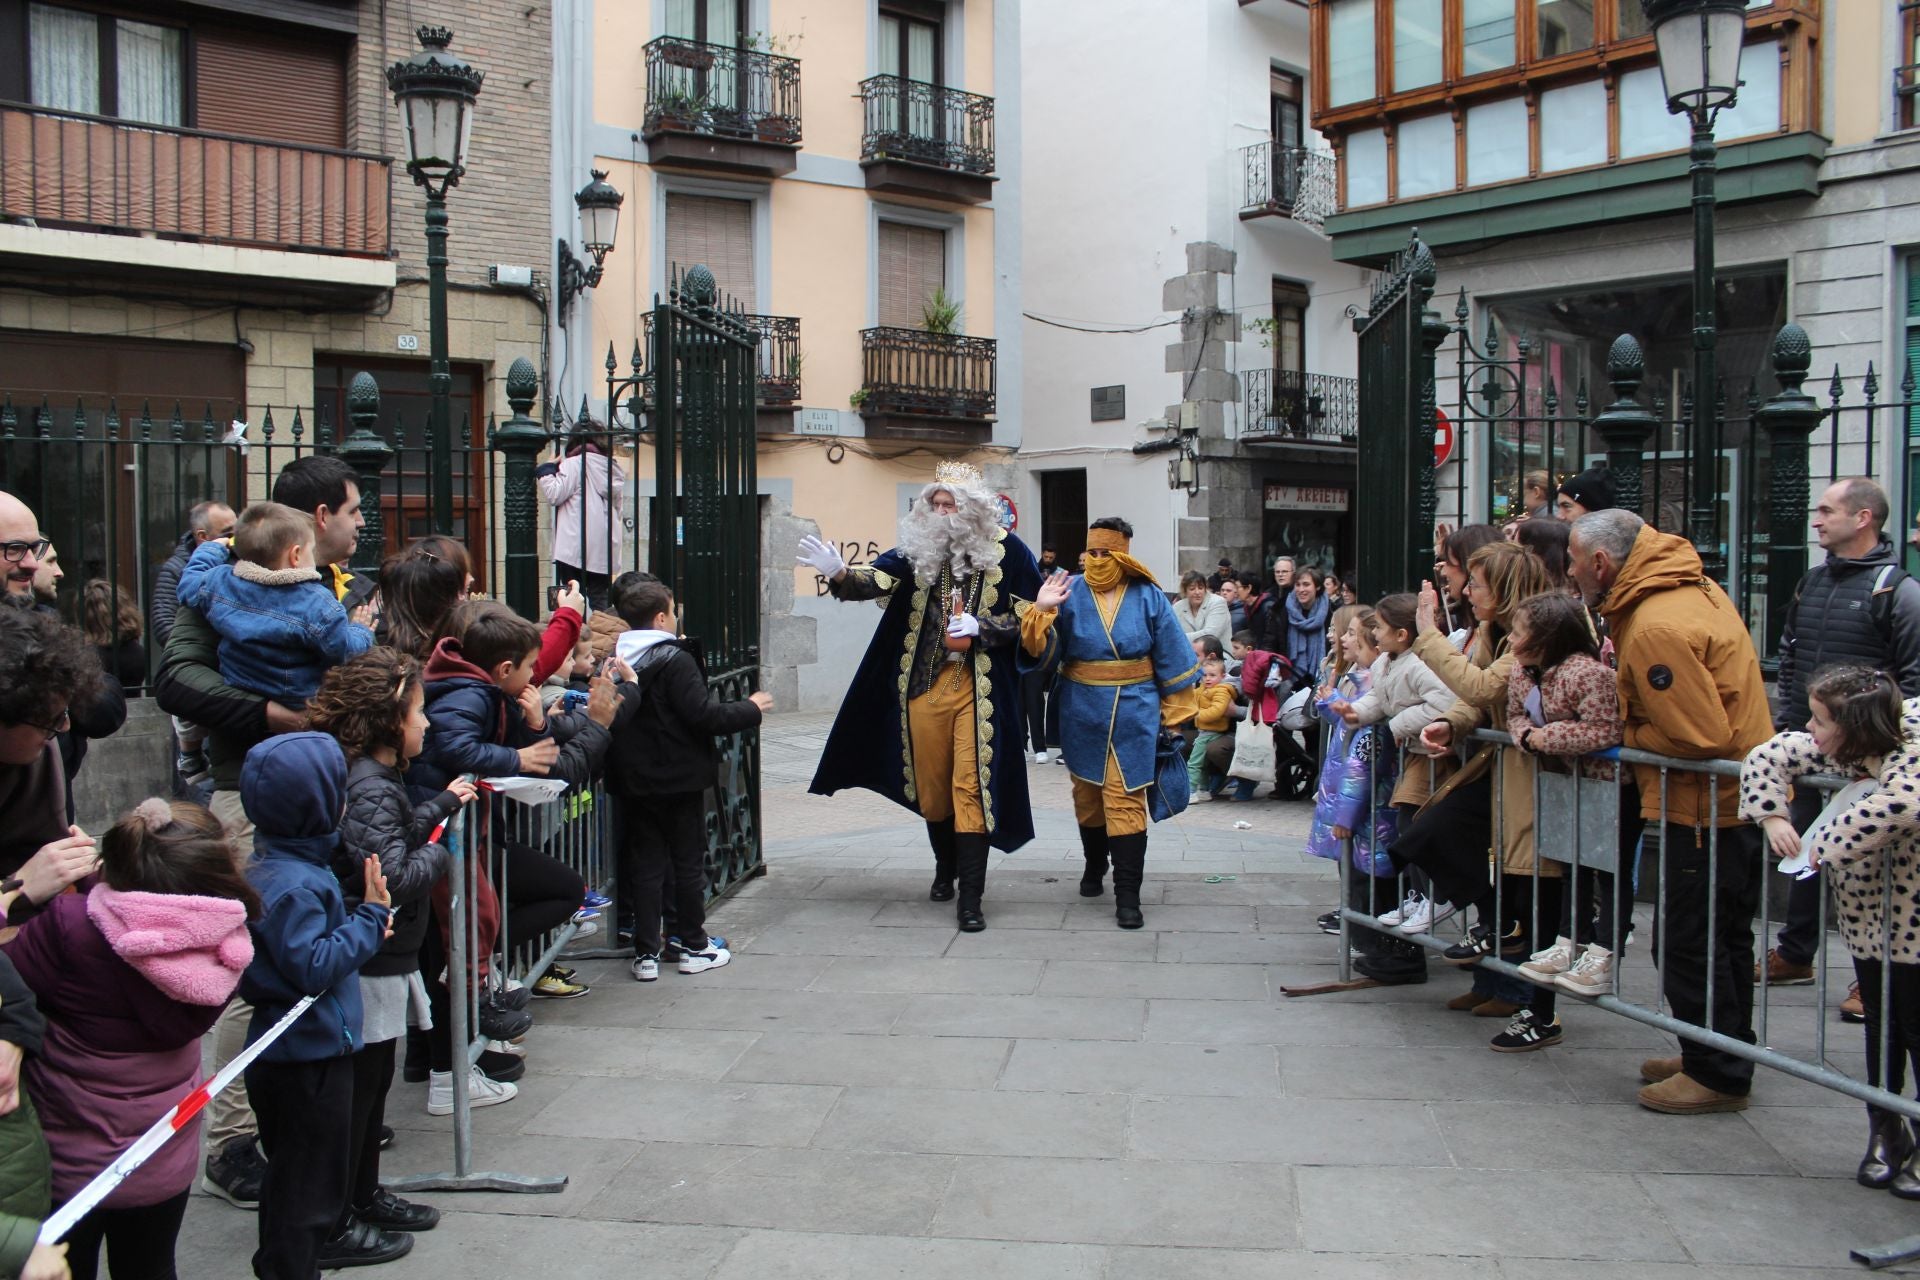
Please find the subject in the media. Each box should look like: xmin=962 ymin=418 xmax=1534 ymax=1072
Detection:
xmin=1353 ymin=230 xmax=1441 ymax=595
xmin=613 ymin=264 xmax=765 ymax=896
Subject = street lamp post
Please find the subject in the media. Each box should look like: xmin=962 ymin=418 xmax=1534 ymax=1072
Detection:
xmin=558 ymin=170 xmax=624 ymax=326
xmin=1643 ymin=0 xmax=1746 ymax=584
xmin=387 ymin=26 xmax=483 ymax=538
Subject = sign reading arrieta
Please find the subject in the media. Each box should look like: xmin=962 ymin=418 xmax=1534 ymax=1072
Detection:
xmin=1263 ymin=484 xmax=1350 ymax=512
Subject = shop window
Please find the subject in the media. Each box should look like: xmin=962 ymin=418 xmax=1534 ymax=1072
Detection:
xmin=1327 ymin=0 xmax=1376 ymax=106
xmin=1467 ymin=96 xmax=1529 ymax=185
xmin=1536 ymin=0 xmax=1595 ymax=59
xmin=1539 ymin=79 xmax=1607 ymax=171
xmin=1396 ymin=113 xmax=1455 ymax=198
xmin=1394 ymin=0 xmax=1445 ymax=92
xmin=1715 ymin=42 xmax=1781 ymax=141
xmin=1617 ymin=63 xmax=1691 ymax=157
xmin=1462 ymin=0 xmax=1518 ymax=74
xmin=1345 ymin=127 xmax=1389 ymax=206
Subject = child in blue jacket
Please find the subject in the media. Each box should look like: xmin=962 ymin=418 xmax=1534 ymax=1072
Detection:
xmin=239 ymin=732 xmax=399 ymax=1278
xmin=178 ymin=501 xmax=374 ymax=705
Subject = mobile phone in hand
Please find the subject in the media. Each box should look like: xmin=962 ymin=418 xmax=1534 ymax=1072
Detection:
xmin=547 ymin=584 xmax=561 ymax=613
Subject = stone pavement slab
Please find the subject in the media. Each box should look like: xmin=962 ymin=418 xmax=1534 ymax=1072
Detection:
xmin=174 ymin=719 xmax=1920 ymax=1277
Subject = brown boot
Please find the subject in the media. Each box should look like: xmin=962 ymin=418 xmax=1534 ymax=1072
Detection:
xmin=1446 ymin=991 xmax=1485 ymax=1011
xmin=1755 ymin=947 xmax=1815 ymax=986
xmin=1472 ymin=998 xmax=1522 ymax=1018
xmin=1841 ymin=981 xmax=1866 ymax=1023
xmin=1639 ymin=1055 xmax=1684 ymax=1083
xmin=1637 ymin=1072 xmax=1749 ymax=1114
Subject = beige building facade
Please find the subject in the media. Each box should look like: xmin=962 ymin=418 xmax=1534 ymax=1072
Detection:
xmin=551 ymin=0 xmax=1021 ymax=709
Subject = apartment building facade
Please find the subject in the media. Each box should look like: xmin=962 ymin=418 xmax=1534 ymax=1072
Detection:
xmin=0 ymin=0 xmax=556 ymax=595
xmin=1308 ymin=0 xmax=1916 ymax=613
xmin=552 ymin=0 xmax=1020 ymax=709
xmin=1016 ymin=0 xmax=1371 ymax=587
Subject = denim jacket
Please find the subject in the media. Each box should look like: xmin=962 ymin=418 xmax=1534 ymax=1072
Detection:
xmin=177 ymin=540 xmax=373 ymax=704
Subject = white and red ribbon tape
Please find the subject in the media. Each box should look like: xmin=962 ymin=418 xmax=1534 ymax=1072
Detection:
xmin=37 ymin=994 xmax=318 ymax=1245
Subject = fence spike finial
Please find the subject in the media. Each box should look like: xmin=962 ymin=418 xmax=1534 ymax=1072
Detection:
xmin=72 ymin=398 xmax=86 ymax=439
xmin=1454 ymin=287 xmax=1468 ymax=324
xmin=1828 ymin=363 xmax=1844 ymax=405
xmin=203 ymin=402 xmax=218 ymax=444
xmin=0 ymin=395 xmax=14 ymax=439
xmin=606 ymin=342 xmax=618 ymax=374
xmin=1864 ymin=361 xmax=1880 ymax=401
xmin=138 ymin=401 xmax=153 ymax=441
xmin=34 ymin=397 xmax=51 ymax=439
xmin=1904 ymin=358 xmax=1915 ymax=399
xmin=260 ymin=406 xmax=275 ymax=442
xmin=291 ymin=408 xmax=306 ymax=448
xmin=104 ymin=399 xmax=120 ymax=441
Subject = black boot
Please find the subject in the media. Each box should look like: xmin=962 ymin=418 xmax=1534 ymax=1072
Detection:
xmin=926 ymin=818 xmax=957 ymax=902
xmin=1109 ymin=831 xmax=1147 ymax=930
xmin=1077 ymin=825 xmax=1109 ymax=898
xmin=954 ymin=832 xmax=990 ymax=932
xmin=1880 ymin=1112 xmax=1920 ymax=1195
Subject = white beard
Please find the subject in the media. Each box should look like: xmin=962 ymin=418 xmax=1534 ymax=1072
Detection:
xmin=898 ymin=497 xmax=999 ymax=585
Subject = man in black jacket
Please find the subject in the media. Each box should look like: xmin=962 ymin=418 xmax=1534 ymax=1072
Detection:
xmin=152 ymin=456 xmax=362 ymax=1210
xmin=608 ymin=578 xmax=769 ymax=982
xmin=1762 ymin=477 xmax=1920 ymax=992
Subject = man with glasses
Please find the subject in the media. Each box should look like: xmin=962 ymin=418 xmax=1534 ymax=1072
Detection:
xmin=0 ymin=493 xmax=127 ymax=822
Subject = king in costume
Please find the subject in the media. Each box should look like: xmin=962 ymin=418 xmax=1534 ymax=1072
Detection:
xmin=1020 ymin=516 xmax=1200 ymax=929
xmin=800 ymin=463 xmax=1042 ymax=932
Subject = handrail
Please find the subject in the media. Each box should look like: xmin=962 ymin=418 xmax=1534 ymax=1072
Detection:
xmin=0 ymin=98 xmax=391 ymax=164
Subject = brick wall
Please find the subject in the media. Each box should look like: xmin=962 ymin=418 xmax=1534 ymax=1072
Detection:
xmin=349 ymin=0 xmax=554 ymax=283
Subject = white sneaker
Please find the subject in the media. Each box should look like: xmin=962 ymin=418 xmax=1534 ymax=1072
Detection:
xmin=426 ymin=1066 xmax=517 ymax=1116
xmin=1033 ymin=749 xmax=1050 ymax=764
xmin=1379 ymin=891 xmax=1424 ymax=928
xmin=677 ymin=942 xmax=731 ymax=974
xmin=1520 ymin=935 xmax=1578 ymax=981
xmin=571 ymin=918 xmax=600 ymax=939
xmin=631 ymin=953 xmax=659 ymax=982
xmin=1396 ymin=899 xmax=1456 ymax=934
xmin=487 ymin=1037 xmax=528 ymax=1058
xmin=1554 ymin=944 xmax=1616 ymax=997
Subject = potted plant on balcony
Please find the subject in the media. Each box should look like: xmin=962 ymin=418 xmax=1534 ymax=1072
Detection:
xmin=660 ymin=39 xmax=715 ymax=71
xmin=921 ymin=288 xmax=962 ymax=336
xmin=755 ymin=113 xmax=799 ymax=144
xmin=653 ymin=86 xmax=713 ymax=132
xmin=848 ymin=388 xmax=870 ymax=412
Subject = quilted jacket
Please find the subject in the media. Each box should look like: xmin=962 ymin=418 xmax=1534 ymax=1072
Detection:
xmin=335 ymin=755 xmax=458 ymax=979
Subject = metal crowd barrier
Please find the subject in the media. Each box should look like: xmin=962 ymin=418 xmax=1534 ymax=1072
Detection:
xmin=1315 ymin=728 xmax=1920 ymax=1268
xmin=494 ymin=777 xmax=616 ymax=979
xmin=387 ymin=784 xmax=570 ymax=1197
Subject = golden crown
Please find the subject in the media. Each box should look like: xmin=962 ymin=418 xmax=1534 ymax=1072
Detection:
xmin=932 ymin=460 xmax=985 ymax=490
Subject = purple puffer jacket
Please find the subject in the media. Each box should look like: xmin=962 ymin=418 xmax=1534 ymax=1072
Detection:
xmin=2 ymin=886 xmax=248 ymax=1208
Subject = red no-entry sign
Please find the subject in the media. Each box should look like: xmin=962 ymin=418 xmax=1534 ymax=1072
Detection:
xmin=1434 ymin=409 xmax=1455 ymax=468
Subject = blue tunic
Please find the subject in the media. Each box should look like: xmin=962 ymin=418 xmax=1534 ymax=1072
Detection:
xmin=1022 ymin=577 xmax=1201 ymax=793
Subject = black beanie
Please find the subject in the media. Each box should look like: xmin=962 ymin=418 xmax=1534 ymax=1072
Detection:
xmin=1558 ymin=467 xmax=1616 ymax=513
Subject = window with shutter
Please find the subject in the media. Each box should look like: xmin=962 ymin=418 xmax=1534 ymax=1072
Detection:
xmin=878 ymin=221 xmax=946 ymax=329
xmin=194 ymin=25 xmax=347 ymax=148
xmin=665 ymin=193 xmax=756 ymax=311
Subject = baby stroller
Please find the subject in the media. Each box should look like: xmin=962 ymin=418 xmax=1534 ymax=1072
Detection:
xmin=1263 ymin=654 xmax=1319 ymax=801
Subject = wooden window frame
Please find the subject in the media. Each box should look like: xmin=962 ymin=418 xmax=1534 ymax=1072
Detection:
xmin=20 ymin=1 xmax=191 ymax=125
xmin=1901 ymin=0 xmax=1920 ymax=131
xmin=1313 ymin=0 xmax=1799 ymax=125
xmin=879 ymin=1 xmax=944 ymax=88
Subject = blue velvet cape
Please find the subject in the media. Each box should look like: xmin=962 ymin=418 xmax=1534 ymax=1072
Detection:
xmin=809 ymin=528 xmax=1042 ymax=852
xmin=1019 ymin=576 xmax=1202 ymax=796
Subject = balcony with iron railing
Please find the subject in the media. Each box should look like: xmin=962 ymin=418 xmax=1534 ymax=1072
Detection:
xmin=642 ymin=37 xmax=802 ymax=177
xmin=857 ymin=76 xmax=995 ymax=204
xmin=1239 ymin=141 xmax=1337 ymax=231
xmin=1241 ymin=368 xmax=1358 ymax=445
xmin=0 ymin=101 xmax=392 ymax=293
xmin=639 ymin=311 xmax=803 ymax=409
xmin=858 ymin=327 xmax=997 ymax=442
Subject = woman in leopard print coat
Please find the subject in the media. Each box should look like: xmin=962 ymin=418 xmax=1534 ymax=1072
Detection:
xmin=1739 ymin=667 xmax=1920 ymax=1194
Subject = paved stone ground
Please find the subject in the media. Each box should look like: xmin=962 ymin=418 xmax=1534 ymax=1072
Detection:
xmin=177 ymin=712 xmax=1920 ymax=1276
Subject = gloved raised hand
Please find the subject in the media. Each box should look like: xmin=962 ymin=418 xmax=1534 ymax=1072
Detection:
xmin=796 ymin=534 xmax=846 ymax=579
xmin=946 ymin=612 xmax=981 ymax=638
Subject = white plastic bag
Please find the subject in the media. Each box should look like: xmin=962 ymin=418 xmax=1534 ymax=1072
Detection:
xmin=1227 ymin=719 xmax=1276 ymax=784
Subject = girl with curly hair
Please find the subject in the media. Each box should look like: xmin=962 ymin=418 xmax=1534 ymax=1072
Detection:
xmin=305 ymin=649 xmax=475 ymax=1254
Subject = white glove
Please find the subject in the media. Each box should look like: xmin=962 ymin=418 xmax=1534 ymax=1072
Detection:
xmin=947 ymin=612 xmax=981 ymax=639
xmin=796 ymin=535 xmax=846 ymax=578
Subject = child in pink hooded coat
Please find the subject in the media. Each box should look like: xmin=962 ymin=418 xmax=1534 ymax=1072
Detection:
xmin=3 ymin=797 xmax=255 ymax=1280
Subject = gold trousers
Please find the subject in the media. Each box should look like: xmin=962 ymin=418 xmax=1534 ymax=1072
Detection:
xmin=908 ymin=668 xmax=985 ymax=834
xmin=1071 ymin=748 xmax=1148 ymax=837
